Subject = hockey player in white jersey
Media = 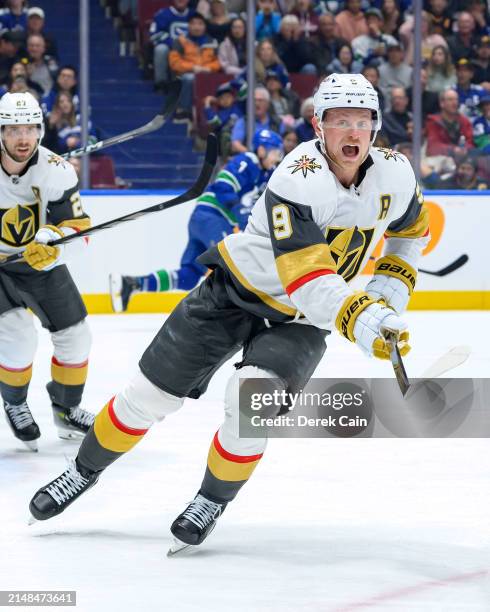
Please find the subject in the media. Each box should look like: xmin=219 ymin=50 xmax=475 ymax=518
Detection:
xmin=29 ymin=74 xmax=429 ymax=552
xmin=0 ymin=92 xmax=94 ymax=451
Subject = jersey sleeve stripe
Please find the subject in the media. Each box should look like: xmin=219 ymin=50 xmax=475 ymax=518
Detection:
xmin=276 ymin=243 xmax=337 ymax=290
xmin=217 ymin=169 xmax=241 ymax=192
xmin=286 ymin=268 xmax=335 ymax=296
xmin=385 ymin=203 xmax=429 ymax=239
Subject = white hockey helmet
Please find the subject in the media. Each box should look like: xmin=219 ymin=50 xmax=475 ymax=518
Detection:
xmin=0 ymin=92 xmax=45 ymax=139
xmin=313 ymin=73 xmax=382 ymax=142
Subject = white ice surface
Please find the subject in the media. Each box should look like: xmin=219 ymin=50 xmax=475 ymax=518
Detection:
xmin=1 ymin=311 xmax=489 ymax=611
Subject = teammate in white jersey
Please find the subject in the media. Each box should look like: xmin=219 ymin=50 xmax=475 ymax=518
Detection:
xmin=0 ymin=92 xmax=94 ymax=451
xmin=30 ymin=75 xmax=429 ymax=552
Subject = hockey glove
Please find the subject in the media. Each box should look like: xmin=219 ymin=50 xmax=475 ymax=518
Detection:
xmin=365 ymin=255 xmax=417 ymax=314
xmin=335 ymin=291 xmax=410 ymax=360
xmin=23 ymin=225 xmax=65 ymax=271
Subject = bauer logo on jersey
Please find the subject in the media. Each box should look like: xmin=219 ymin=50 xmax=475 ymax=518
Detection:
xmin=325 ymin=226 xmax=375 ymax=282
xmin=0 ymin=203 xmax=39 ymax=247
xmin=287 ymin=154 xmax=322 ymax=178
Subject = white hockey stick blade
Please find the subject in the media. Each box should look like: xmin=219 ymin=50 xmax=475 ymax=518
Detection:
xmin=420 ymin=345 xmax=471 ymax=379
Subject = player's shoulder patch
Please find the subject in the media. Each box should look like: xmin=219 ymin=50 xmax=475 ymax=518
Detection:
xmin=287 ymin=153 xmax=323 ymax=178
xmin=374 ymin=147 xmax=407 ymax=163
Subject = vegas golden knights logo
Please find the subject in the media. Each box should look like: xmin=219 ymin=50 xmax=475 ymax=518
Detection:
xmin=378 ymin=194 xmax=391 ymax=220
xmin=325 ymin=226 xmax=375 ymax=282
xmin=0 ymin=187 xmax=41 ymax=247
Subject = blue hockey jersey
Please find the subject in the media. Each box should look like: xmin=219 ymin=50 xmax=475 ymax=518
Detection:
xmin=149 ymin=6 xmax=195 ymax=46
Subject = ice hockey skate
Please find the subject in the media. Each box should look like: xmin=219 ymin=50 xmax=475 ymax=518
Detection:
xmin=29 ymin=458 xmax=99 ymax=523
xmin=4 ymin=401 xmax=40 ymax=451
xmin=52 ymin=404 xmax=95 ymax=440
xmin=168 ymin=493 xmax=227 ymax=556
xmin=109 ymin=273 xmax=140 ymax=313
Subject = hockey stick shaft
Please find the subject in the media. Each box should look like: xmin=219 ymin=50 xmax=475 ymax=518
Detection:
xmin=61 ymin=80 xmax=182 ymax=160
xmin=369 ymin=253 xmax=468 ymax=277
xmin=0 ymin=133 xmax=218 ymax=266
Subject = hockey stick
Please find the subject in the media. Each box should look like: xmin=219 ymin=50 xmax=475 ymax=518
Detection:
xmin=369 ymin=254 xmax=469 ymax=277
xmin=384 ymin=331 xmax=410 ymax=396
xmin=420 ymin=345 xmax=471 ymax=379
xmin=61 ymin=80 xmax=182 ymax=160
xmin=0 ymin=133 xmax=218 ymax=266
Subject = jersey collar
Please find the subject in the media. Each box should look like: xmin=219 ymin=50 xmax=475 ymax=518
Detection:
xmin=0 ymin=150 xmax=39 ymax=179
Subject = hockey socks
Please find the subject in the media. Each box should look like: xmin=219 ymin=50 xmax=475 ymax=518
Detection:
xmin=48 ymin=357 xmax=88 ymax=409
xmin=0 ymin=363 xmax=32 ymax=405
xmin=139 ymin=269 xmax=174 ymax=292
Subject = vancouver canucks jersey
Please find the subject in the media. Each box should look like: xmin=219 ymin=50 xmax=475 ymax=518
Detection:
xmin=200 ymin=139 xmax=428 ymax=329
xmin=0 ymin=146 xmax=90 ymax=256
xmin=197 ymin=152 xmax=273 ymax=230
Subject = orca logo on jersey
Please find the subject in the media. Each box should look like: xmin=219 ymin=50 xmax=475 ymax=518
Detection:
xmin=326 ymin=226 xmax=375 ymax=282
xmin=0 ymin=203 xmax=39 ymax=247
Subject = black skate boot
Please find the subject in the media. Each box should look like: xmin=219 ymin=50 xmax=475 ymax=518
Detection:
xmin=4 ymin=401 xmax=40 ymax=451
xmin=52 ymin=404 xmax=95 ymax=440
xmin=168 ymin=493 xmax=227 ymax=556
xmin=109 ymin=273 xmax=140 ymax=313
xmin=29 ymin=458 xmax=99 ymax=522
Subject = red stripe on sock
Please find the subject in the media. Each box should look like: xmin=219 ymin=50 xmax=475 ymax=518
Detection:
xmin=0 ymin=363 xmax=31 ymax=372
xmin=286 ymin=269 xmax=335 ymax=296
xmin=52 ymin=357 xmax=88 ymax=369
xmin=107 ymin=396 xmax=148 ymax=436
xmin=213 ymin=431 xmax=263 ymax=463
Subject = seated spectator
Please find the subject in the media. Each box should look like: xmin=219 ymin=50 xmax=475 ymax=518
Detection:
xmin=206 ymin=0 xmax=232 ymax=43
xmin=399 ymin=11 xmax=447 ymax=65
xmin=381 ymin=86 xmax=413 ymax=145
xmin=265 ymin=69 xmax=299 ymax=126
xmin=255 ymin=38 xmax=289 ymax=86
xmin=0 ymin=30 xmax=23 ymax=84
xmin=231 ymin=86 xmax=282 ymax=153
xmin=283 ymin=127 xmax=299 ymax=154
xmin=0 ymin=0 xmax=27 ymax=32
xmin=150 ymin=0 xmax=195 ymax=91
xmin=455 ymin=58 xmax=485 ymax=119
xmin=256 ymin=0 xmax=281 ymax=41
xmin=380 ymin=0 xmax=402 ymax=38
xmin=203 ymin=81 xmax=243 ymax=157
xmin=426 ymin=45 xmax=456 ymax=94
xmin=447 ymin=12 xmax=479 ymax=64
xmin=291 ymin=0 xmax=320 ymax=39
xmin=406 ymin=67 xmax=440 ymax=120
xmin=26 ymin=7 xmax=58 ymax=59
xmin=362 ymin=64 xmax=385 ymax=111
xmin=436 ymin=155 xmax=488 ymax=190
xmin=335 ymin=0 xmax=368 ymax=43
xmin=394 ymin=141 xmax=442 ymax=189
xmin=472 ymin=36 xmax=490 ymax=91
xmin=218 ymin=17 xmax=246 ymax=76
xmin=25 ymin=33 xmax=58 ymax=95
xmin=378 ymin=41 xmax=412 ymax=110
xmin=466 ymin=0 xmax=489 ymax=38
xmin=43 ymin=92 xmax=94 ymax=154
xmin=326 ymin=43 xmax=363 ymax=74
xmin=41 ymin=65 xmax=79 ymax=115
xmin=272 ymin=15 xmax=318 ymax=74
xmin=473 ymin=95 xmax=490 ymax=153
xmin=426 ymin=0 xmax=452 ymax=38
xmin=0 ymin=60 xmax=43 ymax=97
xmin=425 ymin=88 xmax=474 ymax=159
xmin=168 ymin=13 xmax=220 ymax=120
xmin=312 ymin=12 xmax=348 ymax=75
xmin=352 ymin=8 xmax=397 ymax=67
xmin=295 ymin=96 xmax=315 ymax=142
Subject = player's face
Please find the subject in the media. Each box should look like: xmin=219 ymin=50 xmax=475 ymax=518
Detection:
xmin=317 ymin=108 xmax=373 ymax=169
xmin=2 ymin=125 xmax=40 ymax=163
xmin=260 ymin=146 xmax=283 ymax=170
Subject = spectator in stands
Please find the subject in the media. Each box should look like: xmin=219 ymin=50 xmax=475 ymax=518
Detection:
xmin=312 ymin=13 xmax=348 ymax=75
xmin=473 ymin=95 xmax=490 ymax=153
xmin=472 ymin=36 xmax=490 ymax=91
xmin=466 ymin=0 xmax=489 ymax=38
xmin=351 ymin=8 xmax=397 ymax=67
xmin=394 ymin=141 xmax=442 ymax=189
xmin=25 ymin=33 xmax=58 ymax=95
xmin=26 ymin=7 xmax=58 ymax=59
xmin=0 ymin=30 xmax=22 ymax=84
xmin=0 ymin=60 xmax=43 ymax=97
xmin=295 ymin=96 xmax=315 ymax=142
xmin=378 ymin=41 xmax=412 ymax=110
xmin=203 ymin=81 xmax=243 ymax=157
xmin=264 ymin=68 xmax=299 ymax=126
xmin=426 ymin=45 xmax=456 ymax=94
xmin=273 ymin=14 xmax=318 ymax=74
xmin=231 ymin=86 xmax=282 ymax=153
xmin=335 ymin=0 xmax=368 ymax=44
xmin=381 ymin=86 xmax=412 ymax=145
xmin=169 ymin=13 xmax=220 ymax=120
xmin=326 ymin=42 xmax=363 ymax=74
xmin=399 ymin=10 xmax=447 ymax=65
xmin=255 ymin=38 xmax=289 ymax=86
xmin=362 ymin=64 xmax=385 ymax=111
xmin=282 ymin=127 xmax=299 ymax=154
xmin=256 ymin=0 xmax=281 ymax=41
xmin=43 ymin=92 xmax=80 ymax=154
xmin=218 ymin=17 xmax=246 ymax=76
xmin=447 ymin=12 xmax=479 ymax=64
xmin=455 ymin=58 xmax=485 ymax=119
xmin=41 ymin=65 xmax=79 ymax=115
xmin=206 ymin=0 xmax=232 ymax=43
xmin=406 ymin=66 xmax=440 ymax=119
xmin=425 ymin=88 xmax=474 ymax=159
xmin=150 ymin=0 xmax=195 ymax=91
xmin=0 ymin=0 xmax=27 ymax=32
xmin=426 ymin=0 xmax=453 ymax=38
xmin=380 ymin=0 xmax=402 ymax=38
xmin=436 ymin=155 xmax=488 ymax=189
xmin=291 ymin=0 xmax=320 ymax=39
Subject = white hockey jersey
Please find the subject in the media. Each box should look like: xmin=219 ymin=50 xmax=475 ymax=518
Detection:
xmin=0 ymin=146 xmax=89 ymax=256
xmin=201 ymin=139 xmax=429 ymax=330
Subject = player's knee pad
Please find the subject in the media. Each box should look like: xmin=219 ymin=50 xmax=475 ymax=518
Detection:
xmin=51 ymin=319 xmax=91 ymax=363
xmin=0 ymin=308 xmax=37 ymax=367
xmin=114 ymin=369 xmax=184 ymax=429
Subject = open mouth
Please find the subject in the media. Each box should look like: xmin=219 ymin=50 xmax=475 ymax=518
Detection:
xmin=342 ymin=144 xmax=360 ymax=158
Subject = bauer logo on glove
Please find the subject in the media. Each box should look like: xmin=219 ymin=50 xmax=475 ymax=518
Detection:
xmin=23 ymin=225 xmax=64 ymax=271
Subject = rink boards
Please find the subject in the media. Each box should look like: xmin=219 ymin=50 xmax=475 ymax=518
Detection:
xmin=71 ymin=189 xmax=489 ymax=313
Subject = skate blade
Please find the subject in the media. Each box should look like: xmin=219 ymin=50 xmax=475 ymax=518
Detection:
xmin=28 ymin=514 xmax=38 ymax=526
xmin=23 ymin=439 xmax=38 ymax=452
xmin=109 ymin=273 xmax=123 ymax=313
xmin=167 ymin=537 xmax=195 ymax=557
xmin=56 ymin=426 xmax=85 ymax=441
